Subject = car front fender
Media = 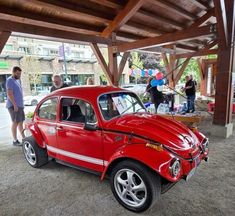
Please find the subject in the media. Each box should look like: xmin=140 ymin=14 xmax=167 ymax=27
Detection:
xmin=101 ymin=143 xmax=180 ymax=182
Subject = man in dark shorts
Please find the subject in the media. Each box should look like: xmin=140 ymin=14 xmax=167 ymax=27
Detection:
xmin=184 ymin=75 xmax=196 ymax=113
xmin=6 ymin=66 xmax=25 ymax=146
xmin=50 ymin=74 xmax=68 ymax=92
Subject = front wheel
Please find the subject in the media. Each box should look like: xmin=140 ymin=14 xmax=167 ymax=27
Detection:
xmin=110 ymin=160 xmax=161 ymax=212
xmin=22 ymin=136 xmax=48 ymax=168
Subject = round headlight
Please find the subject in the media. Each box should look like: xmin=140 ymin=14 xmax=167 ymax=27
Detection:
xmin=169 ymin=159 xmax=181 ymax=177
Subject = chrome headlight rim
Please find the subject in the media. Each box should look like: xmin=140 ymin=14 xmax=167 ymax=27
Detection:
xmin=169 ymin=158 xmax=181 ymax=177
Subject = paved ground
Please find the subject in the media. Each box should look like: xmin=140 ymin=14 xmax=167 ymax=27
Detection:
xmin=0 ymin=103 xmax=235 ymax=216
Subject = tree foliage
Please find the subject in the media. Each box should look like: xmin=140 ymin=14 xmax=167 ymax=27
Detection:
xmin=179 ymin=58 xmax=200 ymax=83
xmin=22 ymin=56 xmax=42 ymax=91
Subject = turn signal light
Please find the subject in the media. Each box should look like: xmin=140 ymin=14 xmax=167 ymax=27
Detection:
xmin=146 ymin=143 xmax=163 ymax=152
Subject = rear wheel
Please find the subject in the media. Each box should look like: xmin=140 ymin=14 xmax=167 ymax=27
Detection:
xmin=22 ymin=136 xmax=48 ymax=168
xmin=110 ymin=160 xmax=161 ymax=212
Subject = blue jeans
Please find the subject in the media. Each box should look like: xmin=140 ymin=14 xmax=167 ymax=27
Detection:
xmin=187 ymin=95 xmax=195 ymax=112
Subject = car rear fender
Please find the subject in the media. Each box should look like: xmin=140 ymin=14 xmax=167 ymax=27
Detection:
xmin=101 ymin=144 xmax=179 ymax=182
xmin=25 ymin=122 xmax=45 ymax=148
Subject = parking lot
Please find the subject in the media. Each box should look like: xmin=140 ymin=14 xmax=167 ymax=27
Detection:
xmin=0 ymin=108 xmax=235 ymax=216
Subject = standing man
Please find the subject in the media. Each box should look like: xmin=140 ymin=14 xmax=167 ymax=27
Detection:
xmin=6 ymin=66 xmax=25 ymax=146
xmin=184 ymin=75 xmax=196 ymax=113
xmin=50 ymin=74 xmax=68 ymax=92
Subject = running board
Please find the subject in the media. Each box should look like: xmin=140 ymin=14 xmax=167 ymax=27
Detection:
xmin=55 ymin=159 xmax=102 ymax=177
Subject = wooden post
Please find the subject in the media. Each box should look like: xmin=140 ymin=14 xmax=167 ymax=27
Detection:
xmin=108 ymin=33 xmax=119 ymax=86
xmin=213 ymin=0 xmax=234 ymax=127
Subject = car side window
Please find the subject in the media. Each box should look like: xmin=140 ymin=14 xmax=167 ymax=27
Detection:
xmin=38 ymin=98 xmax=58 ymax=120
xmin=61 ymin=98 xmax=97 ymax=124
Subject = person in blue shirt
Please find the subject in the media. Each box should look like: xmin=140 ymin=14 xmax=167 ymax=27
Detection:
xmin=6 ymin=66 xmax=25 ymax=146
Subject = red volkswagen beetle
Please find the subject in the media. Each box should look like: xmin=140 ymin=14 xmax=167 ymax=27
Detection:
xmin=23 ymin=86 xmax=209 ymax=212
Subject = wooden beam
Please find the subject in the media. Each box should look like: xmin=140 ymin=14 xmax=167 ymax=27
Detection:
xmin=0 ymin=0 xmax=110 ymax=25
xmin=176 ymin=44 xmax=198 ymax=51
xmin=176 ymin=49 xmax=218 ymax=59
xmin=161 ymin=53 xmax=171 ymax=74
xmin=0 ymin=8 xmax=103 ymax=35
xmin=136 ymin=9 xmax=185 ymax=30
xmin=101 ymin=0 xmax=144 ymax=38
xmin=114 ymin=25 xmax=216 ymax=52
xmin=0 ymin=12 xmax=101 ymax=36
xmin=174 ymin=58 xmax=191 ymax=84
xmin=189 ymin=8 xmax=215 ymax=28
xmin=0 ymin=19 xmax=111 ymax=45
xmin=197 ymin=58 xmax=205 ymax=79
xmin=117 ymin=52 xmax=130 ymax=81
xmin=90 ymin=43 xmax=113 ymax=85
xmin=146 ymin=0 xmax=196 ymax=20
xmin=193 ymin=0 xmax=210 ymax=10
xmin=0 ymin=31 xmax=11 ymax=53
xmin=213 ymin=0 xmax=228 ymax=47
xmin=176 ymin=40 xmax=218 ymax=58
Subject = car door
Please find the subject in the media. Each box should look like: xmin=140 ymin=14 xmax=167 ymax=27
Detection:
xmin=56 ymin=97 xmax=104 ymax=172
xmin=35 ymin=97 xmax=58 ymax=158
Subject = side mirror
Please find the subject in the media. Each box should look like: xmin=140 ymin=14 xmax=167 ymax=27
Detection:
xmin=84 ymin=122 xmax=99 ymax=131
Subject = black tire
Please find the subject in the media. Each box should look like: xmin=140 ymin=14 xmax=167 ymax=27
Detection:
xmin=110 ymin=160 xmax=161 ymax=212
xmin=22 ymin=136 xmax=48 ymax=168
xmin=31 ymin=99 xmax=38 ymax=106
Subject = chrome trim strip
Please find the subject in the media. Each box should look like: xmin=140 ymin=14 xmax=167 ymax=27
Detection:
xmin=47 ymin=145 xmax=108 ymax=166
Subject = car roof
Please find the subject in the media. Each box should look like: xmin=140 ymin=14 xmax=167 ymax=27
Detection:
xmin=48 ymin=85 xmax=128 ymax=100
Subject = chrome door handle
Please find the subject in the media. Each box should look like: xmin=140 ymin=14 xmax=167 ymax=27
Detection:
xmin=56 ymin=126 xmax=64 ymax=131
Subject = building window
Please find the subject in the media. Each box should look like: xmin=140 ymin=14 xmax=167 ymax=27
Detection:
xmin=77 ymin=74 xmax=94 ymax=85
xmin=43 ymin=48 xmax=49 ymax=56
xmin=50 ymin=50 xmax=58 ymax=56
xmin=4 ymin=44 xmax=13 ymax=51
xmin=18 ymin=47 xmax=30 ymax=54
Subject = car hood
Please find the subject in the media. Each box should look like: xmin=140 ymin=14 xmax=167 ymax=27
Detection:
xmin=104 ymin=113 xmax=199 ymax=152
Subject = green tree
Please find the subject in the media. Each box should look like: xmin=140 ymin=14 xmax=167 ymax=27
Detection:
xmin=179 ymin=58 xmax=200 ymax=84
xmin=22 ymin=56 xmax=42 ymax=91
xmin=129 ymin=52 xmax=143 ymax=69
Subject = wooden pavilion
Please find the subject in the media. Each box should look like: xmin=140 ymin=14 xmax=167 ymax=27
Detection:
xmin=0 ymin=0 xmax=234 ymax=137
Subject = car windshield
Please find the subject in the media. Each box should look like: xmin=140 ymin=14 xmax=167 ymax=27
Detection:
xmin=98 ymin=92 xmax=146 ymax=120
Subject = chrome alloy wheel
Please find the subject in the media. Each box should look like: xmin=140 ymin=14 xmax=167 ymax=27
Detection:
xmin=114 ymin=169 xmax=147 ymax=208
xmin=23 ymin=141 xmax=37 ymax=166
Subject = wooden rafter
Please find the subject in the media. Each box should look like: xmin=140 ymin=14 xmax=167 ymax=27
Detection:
xmin=213 ymin=0 xmax=228 ymax=47
xmin=101 ymin=0 xmax=144 ymax=38
xmin=190 ymin=8 xmax=215 ymax=28
xmin=0 ymin=19 xmax=111 ymax=45
xmin=176 ymin=44 xmax=198 ymax=51
xmin=117 ymin=52 xmax=130 ymax=81
xmin=193 ymin=0 xmax=210 ymax=10
xmin=176 ymin=40 xmax=218 ymax=58
xmin=90 ymin=43 xmax=113 ymax=85
xmin=0 ymin=31 xmax=11 ymax=53
xmin=0 ymin=0 xmax=109 ymax=25
xmin=146 ymin=0 xmax=196 ymax=20
xmin=114 ymin=25 xmax=216 ymax=52
xmin=176 ymin=49 xmax=218 ymax=59
xmin=136 ymin=9 xmax=185 ymax=30
xmin=0 ymin=13 xmax=100 ymax=36
xmin=174 ymin=58 xmax=191 ymax=84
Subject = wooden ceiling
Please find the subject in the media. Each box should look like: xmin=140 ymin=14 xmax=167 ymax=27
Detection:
xmin=0 ymin=0 xmax=218 ymax=54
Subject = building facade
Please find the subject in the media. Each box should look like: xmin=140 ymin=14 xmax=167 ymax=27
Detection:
xmin=0 ymin=36 xmax=129 ymax=97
